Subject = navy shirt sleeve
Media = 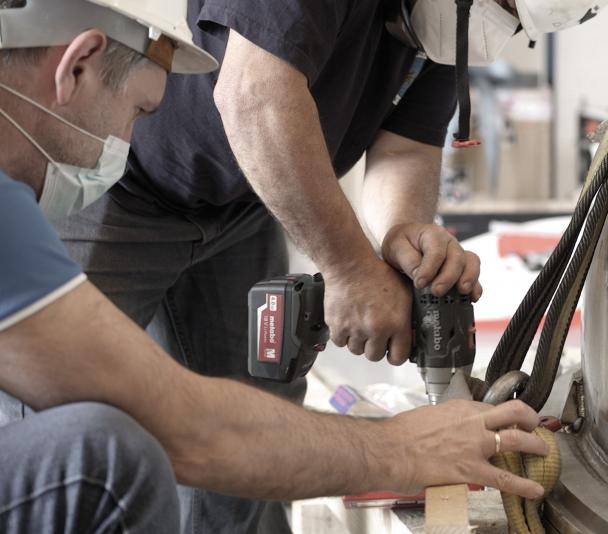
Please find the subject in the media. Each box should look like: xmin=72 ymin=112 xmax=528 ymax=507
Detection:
xmin=0 ymin=171 xmax=85 ymax=331
xmin=382 ymin=62 xmax=457 ymax=147
xmin=198 ymin=0 xmax=351 ymax=84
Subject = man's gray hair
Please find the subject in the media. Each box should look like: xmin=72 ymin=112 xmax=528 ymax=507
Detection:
xmin=0 ymin=0 xmax=149 ymax=91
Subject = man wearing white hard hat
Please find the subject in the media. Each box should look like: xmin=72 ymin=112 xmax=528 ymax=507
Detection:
xmin=55 ymin=0 xmax=607 ymax=530
xmin=0 ymin=0 xmax=555 ymax=533
xmin=0 ymin=0 xmax=218 ymax=532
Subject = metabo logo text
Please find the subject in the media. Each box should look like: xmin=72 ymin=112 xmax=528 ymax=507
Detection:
xmin=423 ymin=310 xmax=442 ymax=351
xmin=268 ymin=314 xmax=277 ymax=343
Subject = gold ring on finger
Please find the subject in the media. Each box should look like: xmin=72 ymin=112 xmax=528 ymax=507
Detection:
xmin=495 ymin=431 xmax=501 ymax=454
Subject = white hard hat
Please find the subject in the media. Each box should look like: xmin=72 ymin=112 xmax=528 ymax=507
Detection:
xmin=514 ymin=0 xmax=608 ymax=41
xmin=0 ymin=0 xmax=218 ymax=74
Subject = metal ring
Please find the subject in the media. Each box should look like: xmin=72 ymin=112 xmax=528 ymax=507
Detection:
xmin=483 ymin=371 xmax=530 ymax=406
xmin=495 ymin=431 xmax=501 ymax=455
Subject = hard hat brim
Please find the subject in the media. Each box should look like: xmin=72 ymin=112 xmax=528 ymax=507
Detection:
xmin=513 ymin=0 xmax=540 ymax=41
xmin=171 ymin=40 xmax=218 ymax=75
xmin=88 ymin=0 xmax=218 ymax=74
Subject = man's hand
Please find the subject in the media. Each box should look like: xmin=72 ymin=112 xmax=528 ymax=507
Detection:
xmin=382 ymin=223 xmax=483 ymax=301
xmin=324 ymin=257 xmax=413 ymax=365
xmin=380 ymin=400 xmax=549 ymax=499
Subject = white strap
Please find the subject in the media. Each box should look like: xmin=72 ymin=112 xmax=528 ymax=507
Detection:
xmin=0 ymin=107 xmax=59 ymax=167
xmin=0 ymin=82 xmax=104 ymax=143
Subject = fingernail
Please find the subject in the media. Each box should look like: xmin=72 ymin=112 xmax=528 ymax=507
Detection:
xmin=462 ymin=282 xmax=472 ymax=293
xmin=413 ymin=267 xmax=420 ymax=277
xmin=416 ymin=278 xmax=427 ymax=289
xmin=534 ymin=486 xmax=545 ymax=499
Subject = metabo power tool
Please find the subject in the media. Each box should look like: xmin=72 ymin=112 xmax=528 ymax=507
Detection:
xmin=410 ymin=286 xmax=476 ymax=404
xmin=248 ymin=274 xmax=476 ymax=404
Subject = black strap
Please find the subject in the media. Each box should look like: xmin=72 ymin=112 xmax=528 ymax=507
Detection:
xmin=454 ymin=0 xmax=474 ymax=143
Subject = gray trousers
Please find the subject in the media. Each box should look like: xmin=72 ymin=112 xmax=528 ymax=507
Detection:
xmin=0 ymin=402 xmax=179 ymax=533
xmin=55 ymin=185 xmax=303 ymax=534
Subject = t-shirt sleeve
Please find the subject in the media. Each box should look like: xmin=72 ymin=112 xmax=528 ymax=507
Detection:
xmin=197 ymin=0 xmax=350 ymax=84
xmin=0 ymin=176 xmax=86 ymax=332
xmin=382 ymin=62 xmax=457 ymax=147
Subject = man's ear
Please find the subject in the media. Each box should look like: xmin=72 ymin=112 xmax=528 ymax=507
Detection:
xmin=55 ymin=30 xmax=108 ymax=106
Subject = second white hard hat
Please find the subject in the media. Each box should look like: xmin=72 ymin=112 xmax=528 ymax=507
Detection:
xmin=0 ymin=0 xmax=218 ymax=74
xmin=514 ymin=0 xmax=608 ymax=40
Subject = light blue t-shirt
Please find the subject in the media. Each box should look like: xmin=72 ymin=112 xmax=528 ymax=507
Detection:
xmin=0 ymin=169 xmax=85 ymax=331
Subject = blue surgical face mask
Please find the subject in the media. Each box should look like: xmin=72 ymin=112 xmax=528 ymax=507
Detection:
xmin=0 ymin=82 xmax=130 ymax=221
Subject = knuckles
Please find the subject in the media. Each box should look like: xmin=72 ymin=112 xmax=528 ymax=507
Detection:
xmin=365 ymin=351 xmax=387 ymax=362
xmin=506 ymin=399 xmax=535 ymax=421
xmin=500 ymin=428 xmax=523 ymax=450
xmin=465 ymin=250 xmax=481 ymax=263
xmin=495 ymin=469 xmax=514 ymax=490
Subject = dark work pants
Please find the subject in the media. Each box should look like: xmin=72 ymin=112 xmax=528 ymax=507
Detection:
xmin=55 ymin=184 xmax=304 ymax=534
xmin=0 ymin=402 xmax=179 ymax=533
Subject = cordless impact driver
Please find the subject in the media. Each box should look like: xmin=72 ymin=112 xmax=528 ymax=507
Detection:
xmin=248 ymin=274 xmax=476 ymax=404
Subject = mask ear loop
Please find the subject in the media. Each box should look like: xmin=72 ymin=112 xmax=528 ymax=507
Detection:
xmin=0 ymin=106 xmax=60 ymax=167
xmin=452 ymin=0 xmax=482 ymax=149
xmin=0 ymin=82 xmax=105 ymax=144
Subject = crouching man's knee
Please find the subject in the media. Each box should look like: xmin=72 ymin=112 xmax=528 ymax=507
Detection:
xmin=24 ymin=402 xmax=180 ymax=533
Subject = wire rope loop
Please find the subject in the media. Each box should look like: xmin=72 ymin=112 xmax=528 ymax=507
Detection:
xmin=483 ymin=371 xmax=530 ymax=406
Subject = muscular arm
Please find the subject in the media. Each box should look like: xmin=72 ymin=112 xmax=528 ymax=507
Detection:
xmin=214 ymin=31 xmax=376 ymax=279
xmin=214 ymin=31 xmax=481 ymax=363
xmin=214 ymin=30 xmax=418 ymax=363
xmin=364 ymin=130 xmax=441 ymax=241
xmin=364 ymin=130 xmax=482 ymax=298
xmin=0 ymin=281 xmax=383 ymax=498
xmin=0 ymin=282 xmax=547 ymax=499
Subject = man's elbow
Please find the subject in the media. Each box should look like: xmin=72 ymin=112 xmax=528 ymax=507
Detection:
xmin=214 ymin=68 xmax=275 ymax=129
xmin=214 ymin=65 xmax=309 ymax=133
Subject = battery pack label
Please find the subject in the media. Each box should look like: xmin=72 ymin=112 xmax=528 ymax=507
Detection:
xmin=257 ymin=293 xmax=284 ymax=363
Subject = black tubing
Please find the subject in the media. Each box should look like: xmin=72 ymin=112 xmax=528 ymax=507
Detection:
xmin=520 ymin=183 xmax=608 ymax=410
xmin=486 ymin=155 xmax=608 ymax=387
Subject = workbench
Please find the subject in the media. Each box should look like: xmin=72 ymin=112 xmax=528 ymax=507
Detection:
xmin=299 ymin=371 xmax=510 ymax=534
xmin=292 ymin=490 xmax=508 ymax=534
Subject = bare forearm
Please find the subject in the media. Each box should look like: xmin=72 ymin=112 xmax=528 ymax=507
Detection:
xmin=0 ymin=287 xmax=550 ymax=501
xmin=174 ymin=375 xmax=392 ymax=498
xmin=215 ymin=31 xmax=376 ymax=277
xmin=0 ymin=283 xmax=392 ymax=499
xmin=363 ymin=131 xmax=441 ymax=246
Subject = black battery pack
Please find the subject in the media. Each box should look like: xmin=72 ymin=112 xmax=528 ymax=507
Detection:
xmin=248 ymin=273 xmax=329 ymax=382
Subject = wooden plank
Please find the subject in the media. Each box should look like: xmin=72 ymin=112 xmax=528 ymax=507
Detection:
xmin=425 ymin=484 xmax=470 ymax=534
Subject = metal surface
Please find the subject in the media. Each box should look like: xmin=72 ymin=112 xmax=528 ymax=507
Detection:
xmin=581 ymin=217 xmax=608 ymax=453
xmin=546 ymin=221 xmax=608 ymax=533
xmin=423 ymin=365 xmax=473 ymax=405
xmin=545 ymin=433 xmax=608 ymax=533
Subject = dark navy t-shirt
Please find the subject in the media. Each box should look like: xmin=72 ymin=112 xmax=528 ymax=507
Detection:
xmin=124 ymin=0 xmax=457 ymax=212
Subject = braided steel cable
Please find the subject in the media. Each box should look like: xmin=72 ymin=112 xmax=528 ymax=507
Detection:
xmin=486 ymin=155 xmax=608 ymax=386
xmin=520 ymin=182 xmax=608 ymax=410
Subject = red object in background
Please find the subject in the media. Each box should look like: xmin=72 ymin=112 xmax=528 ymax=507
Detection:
xmin=539 ymin=416 xmax=563 ymax=432
xmin=583 ymin=118 xmax=603 ymax=138
xmin=452 ymin=138 xmax=482 ymax=149
xmin=476 ymin=310 xmax=581 ymax=332
xmin=497 ymin=233 xmax=560 ymax=259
